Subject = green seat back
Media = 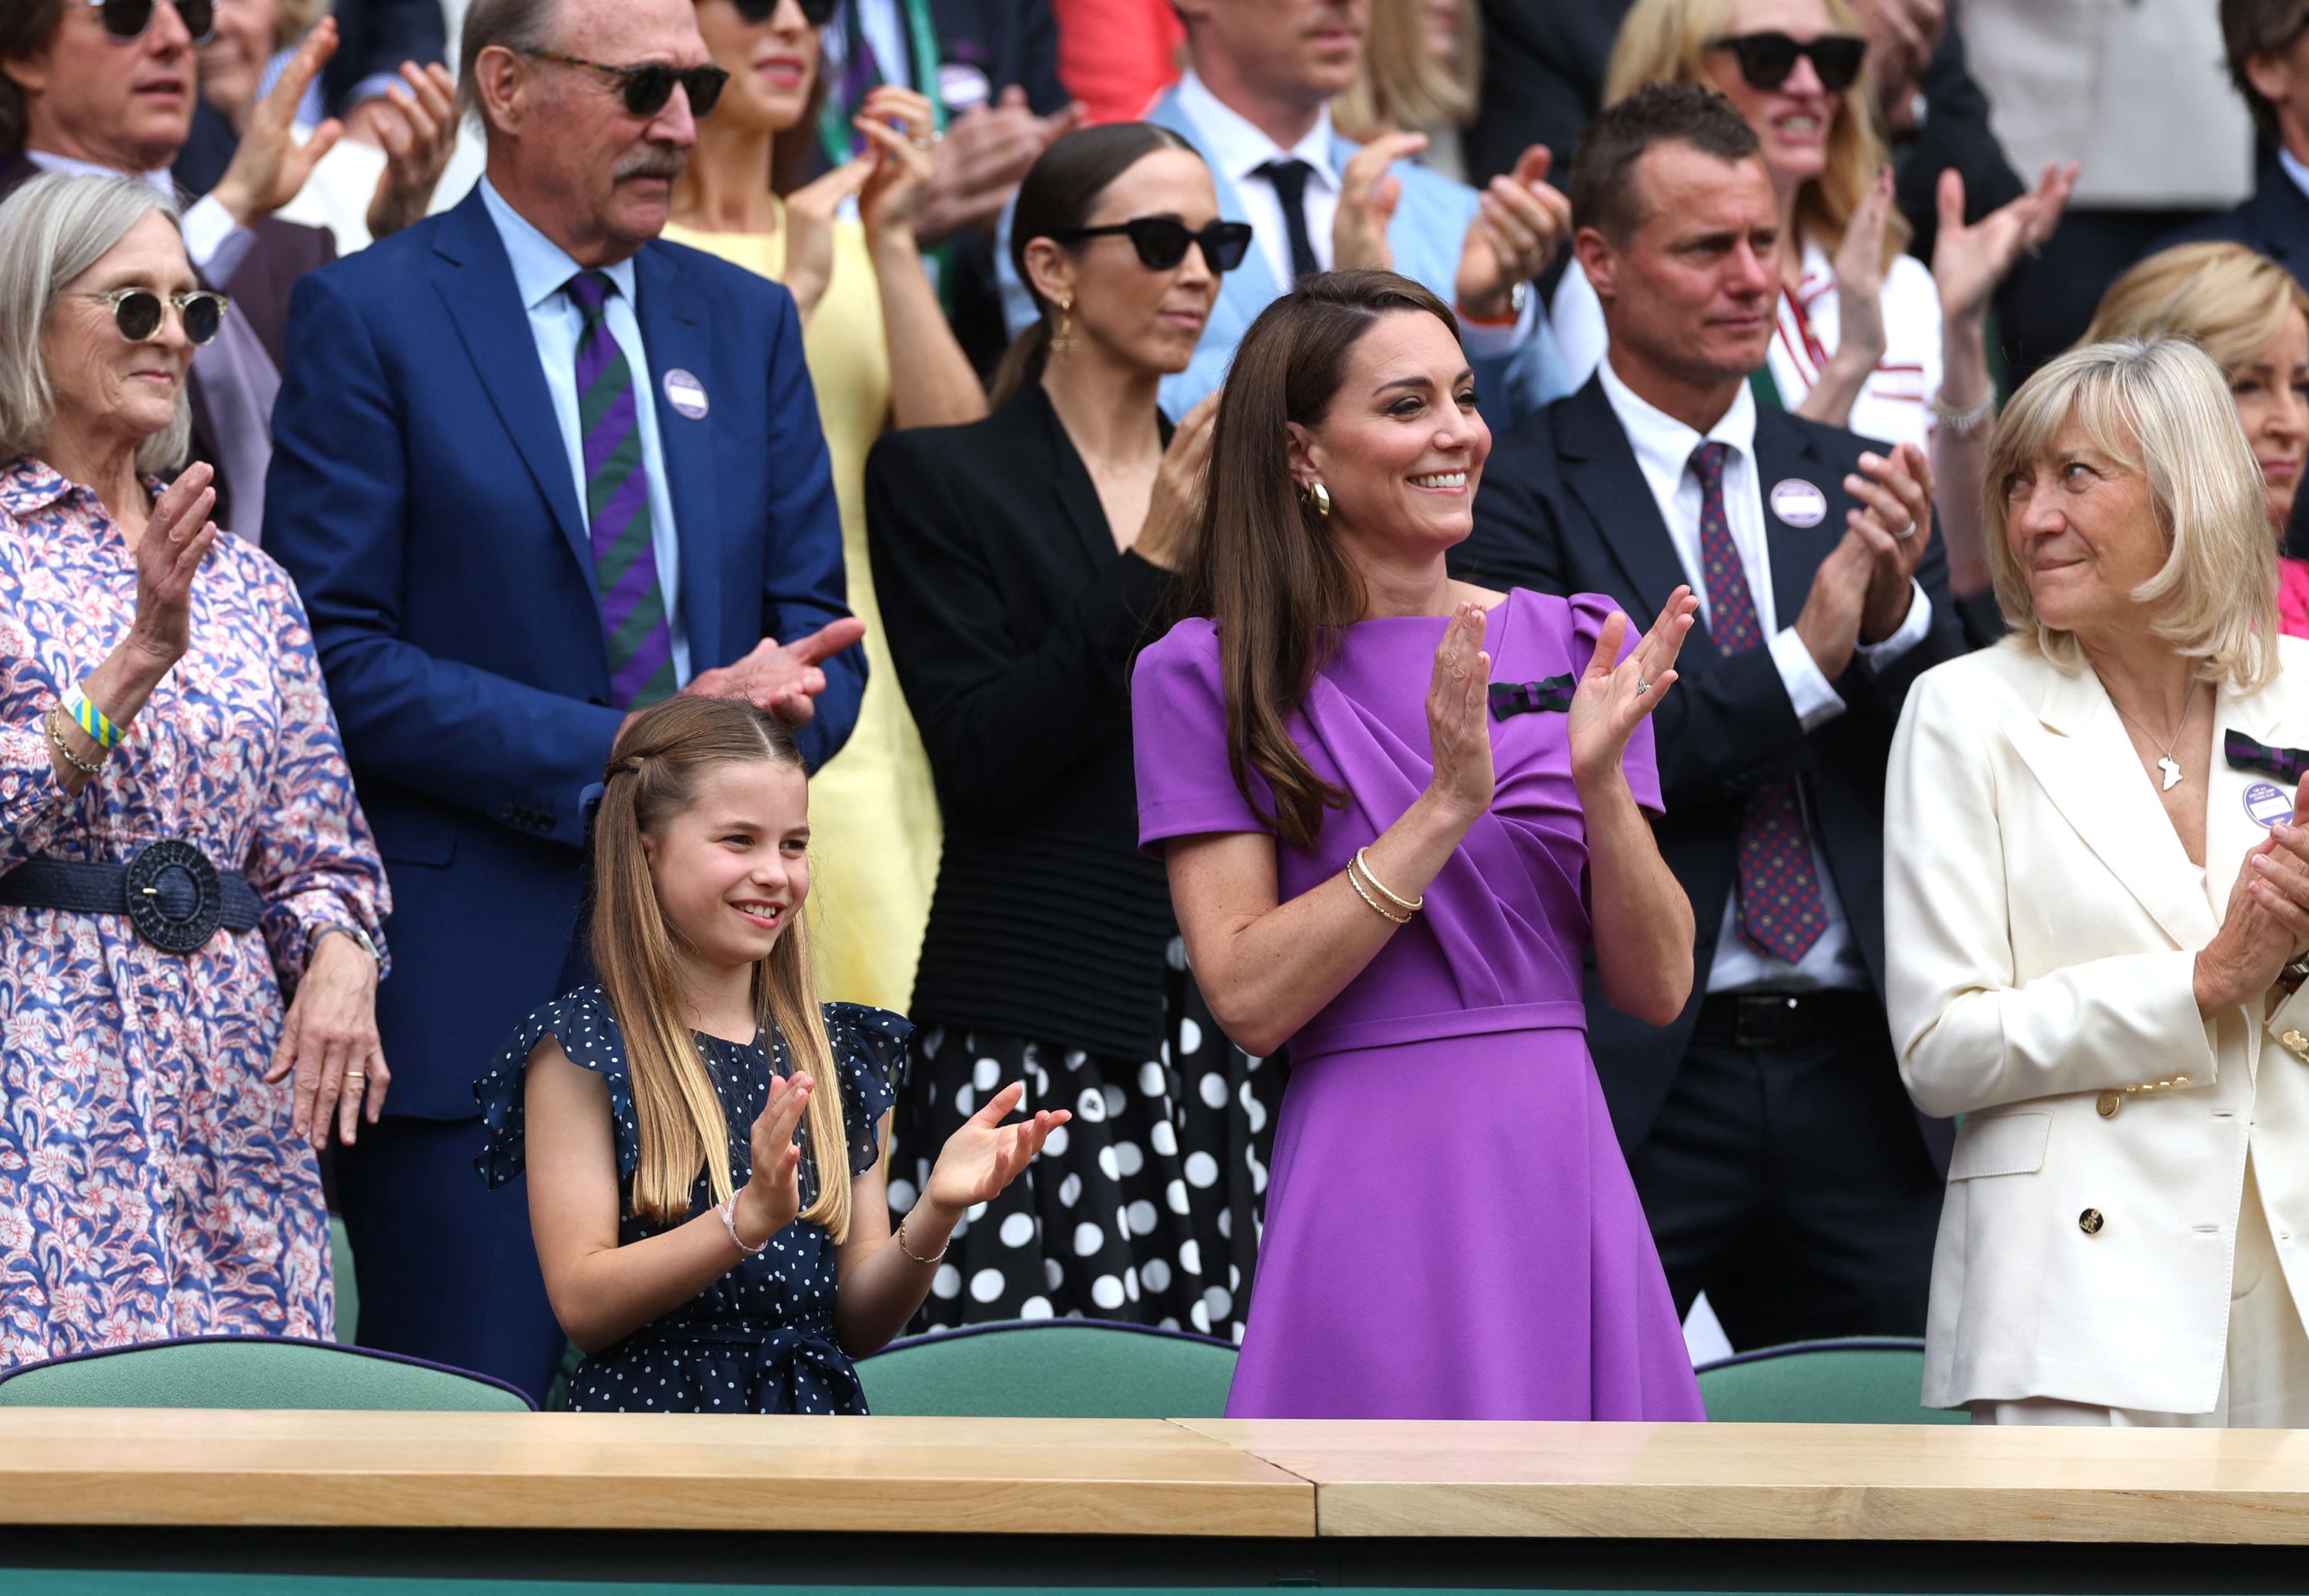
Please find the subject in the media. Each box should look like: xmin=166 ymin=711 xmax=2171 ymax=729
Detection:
xmin=0 ymin=1337 xmax=532 ymax=1411
xmin=857 ymin=1321 xmax=1237 ymax=1418
xmin=329 ymin=1214 xmax=358 ymax=1344
xmin=1695 ymin=1337 xmax=1966 ymax=1424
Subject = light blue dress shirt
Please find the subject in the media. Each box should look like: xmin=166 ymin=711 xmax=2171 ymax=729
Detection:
xmin=479 ymin=179 xmax=693 ymax=686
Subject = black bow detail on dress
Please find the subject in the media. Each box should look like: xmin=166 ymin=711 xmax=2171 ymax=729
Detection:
xmin=1489 ymin=675 xmax=1576 ymax=720
xmin=2225 ymin=730 xmax=2309 ymax=785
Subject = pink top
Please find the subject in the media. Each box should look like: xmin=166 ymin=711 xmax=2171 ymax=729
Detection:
xmin=2280 ymin=556 xmax=2309 ymax=640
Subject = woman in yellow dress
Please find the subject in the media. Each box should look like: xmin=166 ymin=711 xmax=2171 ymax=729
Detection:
xmin=666 ymin=0 xmax=987 ymax=1013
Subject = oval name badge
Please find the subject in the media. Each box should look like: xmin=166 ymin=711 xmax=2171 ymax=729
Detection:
xmin=663 ymin=368 xmax=709 ymax=420
xmin=2247 ymin=780 xmax=2294 ymax=829
xmin=937 ymin=61 xmax=991 ymax=115
xmin=1769 ymin=477 xmax=1828 ymax=529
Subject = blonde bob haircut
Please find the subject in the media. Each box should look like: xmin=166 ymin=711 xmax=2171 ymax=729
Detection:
xmin=2083 ymin=241 xmax=2309 ymax=380
xmin=0 ymin=173 xmax=193 ymax=479
xmin=1602 ymin=0 xmax=1908 ymax=263
xmin=1333 ymin=0 xmax=1482 ymax=144
xmin=1983 ymin=337 xmax=2278 ymax=692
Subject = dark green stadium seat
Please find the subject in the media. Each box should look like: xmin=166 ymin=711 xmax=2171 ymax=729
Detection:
xmin=1694 ymin=1337 xmax=1966 ymax=1424
xmin=0 ymin=1335 xmax=533 ymax=1411
xmin=857 ymin=1319 xmax=1238 ymax=1417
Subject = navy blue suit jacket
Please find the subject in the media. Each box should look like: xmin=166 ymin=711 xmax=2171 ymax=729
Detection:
xmin=1452 ymin=376 xmax=1964 ymax=1153
xmin=263 ymin=187 xmax=863 ymax=1118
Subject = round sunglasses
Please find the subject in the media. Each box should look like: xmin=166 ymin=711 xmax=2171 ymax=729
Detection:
xmin=67 ymin=287 xmax=229 ymax=346
xmin=520 ymin=48 xmax=731 ymax=119
xmin=76 ymin=0 xmax=215 ymax=45
xmin=727 ymin=0 xmax=840 ymax=24
xmin=1709 ymin=31 xmax=1867 ymax=94
xmin=1051 ymin=217 xmax=1255 ymax=274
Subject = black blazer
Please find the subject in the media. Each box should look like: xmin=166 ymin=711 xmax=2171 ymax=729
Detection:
xmin=1452 ymin=376 xmax=1966 ymax=1150
xmin=0 ymin=153 xmax=333 ymax=531
xmin=1463 ymin=0 xmax=1629 ymax=185
xmin=865 ymin=382 xmax=1178 ymax=1059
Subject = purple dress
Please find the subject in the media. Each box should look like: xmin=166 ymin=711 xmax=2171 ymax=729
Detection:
xmin=1132 ymin=589 xmax=1703 ymax=1421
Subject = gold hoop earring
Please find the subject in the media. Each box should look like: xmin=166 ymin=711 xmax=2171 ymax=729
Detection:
xmin=1051 ymin=296 xmax=1077 ymax=358
xmin=1305 ymin=480 xmax=1331 ymax=518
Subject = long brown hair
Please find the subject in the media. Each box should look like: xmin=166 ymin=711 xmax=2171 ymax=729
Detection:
xmin=1180 ymin=269 xmax=1462 ymax=850
xmin=592 ymin=696 xmax=851 ymax=1237
xmin=992 ymin=121 xmax=1200 ymax=407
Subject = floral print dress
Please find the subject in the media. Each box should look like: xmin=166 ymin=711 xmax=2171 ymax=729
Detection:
xmin=0 ymin=459 xmax=390 ymax=1367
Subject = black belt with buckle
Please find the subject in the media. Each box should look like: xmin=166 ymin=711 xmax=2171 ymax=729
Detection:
xmin=1693 ymin=988 xmax=1881 ymax=1050
xmin=0 ymin=841 xmax=261 ymax=953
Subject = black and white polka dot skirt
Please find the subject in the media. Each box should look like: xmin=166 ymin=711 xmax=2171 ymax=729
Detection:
xmin=889 ymin=943 xmax=1280 ymax=1340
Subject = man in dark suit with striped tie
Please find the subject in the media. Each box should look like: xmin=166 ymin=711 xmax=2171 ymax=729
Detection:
xmin=263 ymin=0 xmax=865 ymax=1401
xmin=1455 ymin=85 xmax=1964 ymax=1351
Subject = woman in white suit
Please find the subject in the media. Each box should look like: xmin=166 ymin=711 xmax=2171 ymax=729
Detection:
xmin=1887 ymin=336 xmax=2309 ymax=1427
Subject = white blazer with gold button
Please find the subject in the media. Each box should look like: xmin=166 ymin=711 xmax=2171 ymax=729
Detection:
xmin=1886 ymin=633 xmax=2309 ymax=1414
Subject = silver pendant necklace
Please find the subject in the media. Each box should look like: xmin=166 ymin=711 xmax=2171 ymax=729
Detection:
xmin=2108 ymin=689 xmax=2198 ymax=793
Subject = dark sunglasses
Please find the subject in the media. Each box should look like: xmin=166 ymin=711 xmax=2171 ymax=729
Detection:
xmin=78 ymin=0 xmax=215 ymax=45
xmin=1051 ymin=217 xmax=1255 ymax=273
xmin=727 ymin=0 xmax=840 ymax=25
xmin=68 ymin=287 xmax=229 ymax=346
xmin=521 ymin=48 xmax=730 ymax=119
xmin=1709 ymin=31 xmax=1866 ymax=93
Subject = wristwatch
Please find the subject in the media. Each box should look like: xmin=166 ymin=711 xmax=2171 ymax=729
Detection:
xmin=1458 ymin=279 xmax=1528 ymax=329
xmin=313 ymin=922 xmax=381 ymax=968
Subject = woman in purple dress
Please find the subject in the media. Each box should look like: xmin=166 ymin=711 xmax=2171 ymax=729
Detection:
xmin=1131 ymin=271 xmax=1706 ymax=1420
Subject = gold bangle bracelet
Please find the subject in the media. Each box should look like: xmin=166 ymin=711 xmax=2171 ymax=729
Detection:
xmin=895 ymin=1211 xmax=948 ymax=1265
xmin=44 ymin=706 xmax=102 ymax=778
xmin=1346 ymin=856 xmax=1411 ymax=924
xmin=1354 ymin=846 xmax=1423 ymax=913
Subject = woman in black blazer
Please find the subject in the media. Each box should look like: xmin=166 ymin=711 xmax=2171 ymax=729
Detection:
xmin=865 ymin=124 xmax=1275 ymax=1337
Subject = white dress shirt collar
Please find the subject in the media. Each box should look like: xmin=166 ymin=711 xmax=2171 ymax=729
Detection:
xmin=1596 ymin=353 xmax=1756 ymax=497
xmin=479 ymin=177 xmax=640 ymax=315
xmin=2282 ymin=145 xmax=2309 ymax=208
xmin=24 ymin=148 xmax=175 ymax=201
xmin=1173 ymin=68 xmax=1338 ymax=192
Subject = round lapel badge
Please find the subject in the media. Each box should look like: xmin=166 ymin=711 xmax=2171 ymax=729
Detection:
xmin=937 ymin=62 xmax=991 ymax=114
xmin=1769 ymin=477 xmax=1828 ymax=529
xmin=663 ymin=368 xmax=709 ymax=420
xmin=2247 ymin=780 xmax=2293 ymax=829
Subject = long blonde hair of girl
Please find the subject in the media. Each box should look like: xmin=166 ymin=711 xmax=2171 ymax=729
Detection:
xmin=1602 ymin=0 xmax=1908 ymax=263
xmin=592 ymin=695 xmax=852 ymax=1240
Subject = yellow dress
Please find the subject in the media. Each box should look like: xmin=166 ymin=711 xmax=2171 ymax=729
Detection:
xmin=663 ymin=209 xmax=941 ymax=1013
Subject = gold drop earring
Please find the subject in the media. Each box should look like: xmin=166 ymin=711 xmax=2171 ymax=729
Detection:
xmin=1304 ymin=480 xmax=1332 ymax=517
xmin=1051 ymin=296 xmax=1078 ymax=357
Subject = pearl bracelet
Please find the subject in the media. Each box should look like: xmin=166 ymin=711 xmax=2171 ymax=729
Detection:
xmin=719 ymin=1194 xmax=769 ymax=1257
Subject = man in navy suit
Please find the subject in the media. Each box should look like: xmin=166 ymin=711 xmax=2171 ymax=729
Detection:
xmin=1455 ymin=85 xmax=1962 ymax=1351
xmin=264 ymin=0 xmax=865 ymax=1400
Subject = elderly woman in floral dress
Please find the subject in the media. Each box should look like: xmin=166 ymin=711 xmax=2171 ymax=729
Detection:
xmin=0 ymin=172 xmax=389 ymax=1365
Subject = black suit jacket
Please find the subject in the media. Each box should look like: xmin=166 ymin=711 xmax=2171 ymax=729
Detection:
xmin=322 ymin=0 xmax=448 ymax=117
xmin=864 ymin=381 xmax=1178 ymax=1058
xmin=0 ymin=152 xmax=333 ymax=529
xmin=1464 ymin=0 xmax=1629 ymax=185
xmin=1452 ymin=376 xmax=1966 ymax=1150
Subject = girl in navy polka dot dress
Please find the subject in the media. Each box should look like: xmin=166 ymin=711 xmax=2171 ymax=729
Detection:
xmin=476 ymin=697 xmax=1068 ymax=1414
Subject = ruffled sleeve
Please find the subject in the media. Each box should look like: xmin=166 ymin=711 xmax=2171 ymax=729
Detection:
xmin=1568 ymin=591 xmax=1663 ymax=816
xmin=473 ymin=986 xmax=638 ymax=1189
xmin=821 ymin=1001 xmax=907 ymax=1177
xmin=1131 ymin=617 xmax=1276 ymax=850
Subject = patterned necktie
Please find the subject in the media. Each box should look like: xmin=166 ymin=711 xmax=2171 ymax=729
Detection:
xmin=566 ymin=271 xmax=676 ymax=709
xmin=1689 ymin=441 xmax=1827 ymax=963
xmin=1255 ymin=158 xmax=1323 ymax=284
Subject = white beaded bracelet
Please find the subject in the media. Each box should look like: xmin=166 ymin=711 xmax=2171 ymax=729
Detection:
xmin=719 ymin=1194 xmax=768 ymax=1256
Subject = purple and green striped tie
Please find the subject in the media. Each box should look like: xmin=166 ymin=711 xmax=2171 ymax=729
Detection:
xmin=567 ymin=270 xmax=676 ymax=708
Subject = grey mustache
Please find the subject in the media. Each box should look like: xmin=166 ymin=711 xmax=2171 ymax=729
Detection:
xmin=616 ymin=150 xmax=690 ymax=182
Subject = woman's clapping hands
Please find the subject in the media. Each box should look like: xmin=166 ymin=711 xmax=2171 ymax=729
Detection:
xmin=923 ymin=1080 xmax=1070 ymax=1217
xmin=2200 ymin=785 xmax=2309 ymax=1012
xmin=1567 ymin=587 xmax=1698 ymax=789
xmin=128 ymin=462 xmax=220 ymax=673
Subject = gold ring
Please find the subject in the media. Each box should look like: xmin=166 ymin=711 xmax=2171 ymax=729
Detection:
xmin=343 ymin=1070 xmax=367 ymax=1083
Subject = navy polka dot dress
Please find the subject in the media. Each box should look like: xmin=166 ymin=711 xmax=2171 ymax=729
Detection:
xmin=476 ymin=989 xmax=905 ymax=1414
